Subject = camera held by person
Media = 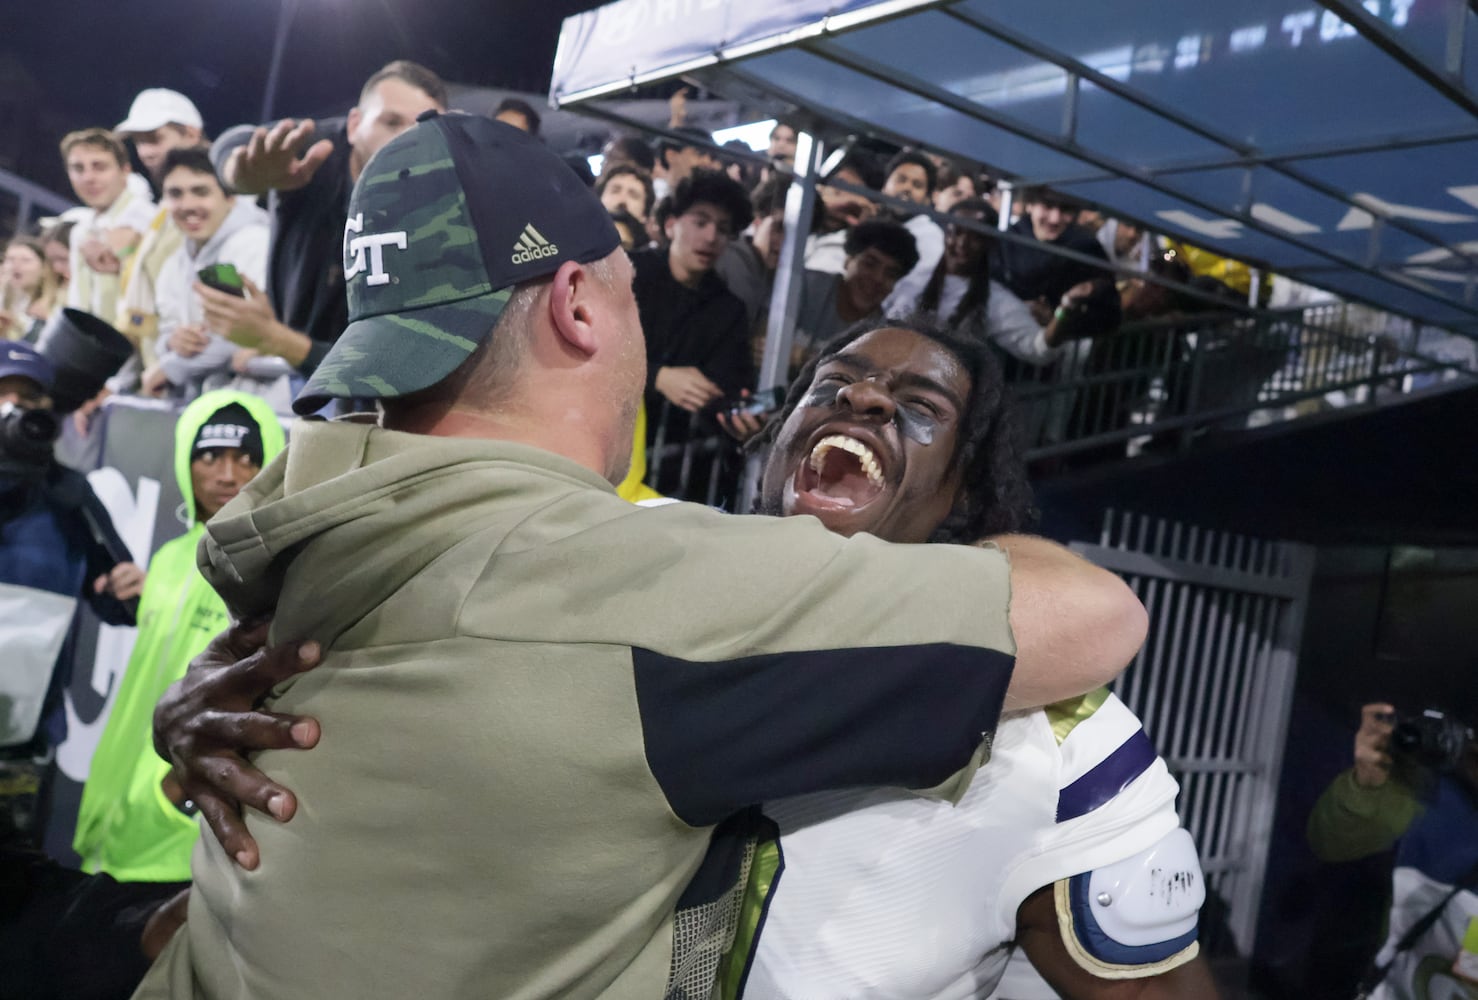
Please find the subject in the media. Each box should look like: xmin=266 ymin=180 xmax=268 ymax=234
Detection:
xmin=1307 ymin=700 xmax=1478 ymax=1000
xmin=1 ymin=308 xmax=141 ymax=760
xmin=1387 ymin=708 xmax=1475 ymax=778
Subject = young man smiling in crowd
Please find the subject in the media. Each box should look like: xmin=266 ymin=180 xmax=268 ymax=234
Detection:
xmin=112 ymin=88 xmax=209 ymax=356
xmin=60 ymin=128 xmax=156 ymax=330
xmin=878 ymin=148 xmax=946 ymax=315
xmin=791 ymin=219 xmax=918 ymax=378
xmin=143 ymin=147 xmax=292 ymax=407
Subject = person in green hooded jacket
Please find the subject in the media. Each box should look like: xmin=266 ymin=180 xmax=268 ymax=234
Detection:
xmin=73 ymin=389 xmax=283 ymax=883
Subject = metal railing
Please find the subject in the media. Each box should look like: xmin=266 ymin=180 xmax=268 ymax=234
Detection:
xmin=646 ymin=404 xmax=740 ymax=508
xmin=0 ymin=167 xmax=74 ymax=237
xmin=641 ymin=305 xmax=1475 ymax=505
xmin=1009 ymin=304 xmax=1472 ymax=463
xmin=1078 ymin=510 xmax=1316 ymax=957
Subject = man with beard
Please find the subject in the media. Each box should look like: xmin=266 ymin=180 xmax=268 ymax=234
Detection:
xmin=202 ymin=60 xmax=446 ymax=381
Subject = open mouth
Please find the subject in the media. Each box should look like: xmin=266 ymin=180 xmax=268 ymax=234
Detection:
xmin=794 ymin=434 xmax=887 ymax=509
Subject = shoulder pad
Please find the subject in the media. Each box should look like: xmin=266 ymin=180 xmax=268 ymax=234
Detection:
xmin=1054 ymin=827 xmax=1205 ymax=979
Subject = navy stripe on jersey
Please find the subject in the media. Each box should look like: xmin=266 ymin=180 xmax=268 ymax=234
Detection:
xmin=1057 ymin=728 xmax=1156 ymax=822
xmin=632 ymin=642 xmax=1013 ymax=827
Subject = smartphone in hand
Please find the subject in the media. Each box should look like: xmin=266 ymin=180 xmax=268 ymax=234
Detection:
xmin=724 ymin=386 xmax=786 ymax=419
xmin=197 ymin=263 xmax=246 ymax=298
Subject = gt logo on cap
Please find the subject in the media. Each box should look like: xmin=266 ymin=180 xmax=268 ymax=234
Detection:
xmin=344 ymin=213 xmax=409 ymax=287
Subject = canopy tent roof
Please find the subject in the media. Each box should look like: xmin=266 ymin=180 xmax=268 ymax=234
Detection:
xmin=552 ymin=0 xmax=1478 ymax=337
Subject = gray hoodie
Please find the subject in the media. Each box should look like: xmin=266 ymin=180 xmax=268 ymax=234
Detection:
xmin=154 ymin=196 xmax=294 ymax=409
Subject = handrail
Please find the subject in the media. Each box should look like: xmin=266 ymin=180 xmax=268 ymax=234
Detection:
xmin=0 ymin=168 xmax=75 ymax=232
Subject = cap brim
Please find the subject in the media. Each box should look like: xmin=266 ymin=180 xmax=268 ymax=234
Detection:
xmin=293 ymin=288 xmax=511 ymax=415
xmin=115 ymin=108 xmax=203 ymax=134
xmin=0 ymin=365 xmax=52 ymax=392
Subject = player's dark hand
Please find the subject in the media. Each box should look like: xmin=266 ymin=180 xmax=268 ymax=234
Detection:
xmin=152 ymin=619 xmax=322 ymax=870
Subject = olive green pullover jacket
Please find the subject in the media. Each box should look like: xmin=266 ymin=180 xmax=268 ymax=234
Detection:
xmin=136 ymin=419 xmax=1017 ymax=1000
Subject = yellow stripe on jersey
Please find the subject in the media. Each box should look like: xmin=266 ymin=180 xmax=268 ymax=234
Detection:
xmin=1045 ymin=686 xmax=1111 ymax=745
xmin=718 ymin=834 xmax=782 ymax=1000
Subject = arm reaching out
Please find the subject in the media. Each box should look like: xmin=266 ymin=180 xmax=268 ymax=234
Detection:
xmin=220 ymin=118 xmax=335 ymax=195
xmin=152 ymin=619 xmax=323 ymax=870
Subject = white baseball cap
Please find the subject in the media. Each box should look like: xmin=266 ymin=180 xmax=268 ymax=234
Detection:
xmin=115 ymin=89 xmax=203 ymax=134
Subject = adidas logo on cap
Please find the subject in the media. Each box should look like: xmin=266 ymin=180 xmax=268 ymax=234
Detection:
xmin=511 ymin=223 xmax=559 ymax=264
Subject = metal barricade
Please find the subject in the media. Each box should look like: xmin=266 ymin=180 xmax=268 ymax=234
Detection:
xmin=1074 ymin=509 xmax=1315 ymax=957
xmin=645 ymin=400 xmax=742 ymax=508
xmin=1006 ymin=309 xmax=1465 ymax=464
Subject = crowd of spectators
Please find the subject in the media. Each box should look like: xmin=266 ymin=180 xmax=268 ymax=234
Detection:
xmin=0 ymin=55 xmax=1462 ymax=1000
xmin=0 ymin=63 xmax=1281 ymax=519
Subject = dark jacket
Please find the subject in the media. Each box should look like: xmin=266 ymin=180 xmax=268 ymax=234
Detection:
xmin=994 ymin=218 xmax=1111 ymax=304
xmin=1 ymin=463 xmax=135 ymax=751
xmin=212 ymin=119 xmax=354 ymax=376
xmin=633 ymin=248 xmax=754 ymax=399
xmin=994 ymin=217 xmax=1121 ymax=343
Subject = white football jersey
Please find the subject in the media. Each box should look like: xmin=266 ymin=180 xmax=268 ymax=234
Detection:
xmin=730 ymin=691 xmax=1187 ymax=1000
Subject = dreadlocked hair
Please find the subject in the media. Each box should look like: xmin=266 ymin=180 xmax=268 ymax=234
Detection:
xmin=749 ymin=314 xmax=1035 ymax=542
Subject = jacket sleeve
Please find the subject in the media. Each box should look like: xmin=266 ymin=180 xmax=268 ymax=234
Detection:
xmin=211 ymin=125 xmax=263 ymax=191
xmin=987 ymin=283 xmax=1060 ymax=365
xmin=1306 ymin=768 xmax=1422 ymax=863
xmin=158 ymin=333 xmax=238 ymax=387
xmin=76 ymin=484 xmax=138 ymax=627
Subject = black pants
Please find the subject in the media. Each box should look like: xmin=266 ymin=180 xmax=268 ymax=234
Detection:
xmin=0 ymin=847 xmax=185 ymax=1000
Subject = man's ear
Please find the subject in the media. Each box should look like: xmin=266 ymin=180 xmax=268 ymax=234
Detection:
xmin=663 ymin=214 xmax=677 ymax=243
xmin=547 ymin=260 xmax=600 ymax=357
xmin=346 ymin=105 xmax=361 ymax=137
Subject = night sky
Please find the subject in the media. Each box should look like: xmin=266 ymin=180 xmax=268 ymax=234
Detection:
xmin=2 ymin=0 xmax=604 ymax=196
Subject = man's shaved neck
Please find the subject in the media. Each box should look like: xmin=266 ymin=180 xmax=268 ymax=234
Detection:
xmin=383 ymin=387 xmax=627 ymax=484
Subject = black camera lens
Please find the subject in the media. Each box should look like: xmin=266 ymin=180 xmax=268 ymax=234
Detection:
xmin=1391 ymin=709 xmax=1472 ymax=775
xmin=34 ymin=308 xmax=134 ymax=414
xmin=0 ymin=404 xmax=60 ymax=466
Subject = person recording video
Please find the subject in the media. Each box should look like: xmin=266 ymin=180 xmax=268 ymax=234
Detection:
xmin=2 ymin=312 xmax=144 ymax=849
xmin=1307 ymin=702 xmax=1478 ymax=999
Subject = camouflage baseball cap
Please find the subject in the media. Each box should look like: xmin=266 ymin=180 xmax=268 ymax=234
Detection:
xmin=294 ymin=111 xmax=622 ymax=415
